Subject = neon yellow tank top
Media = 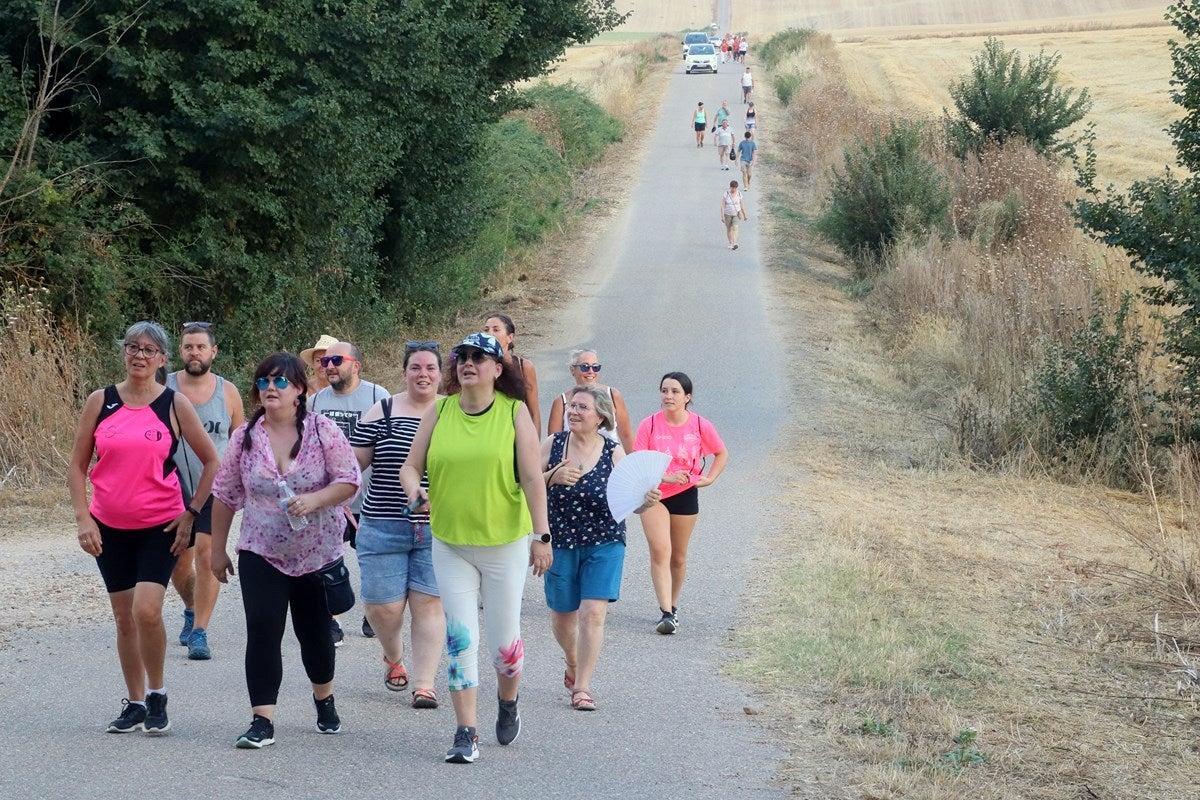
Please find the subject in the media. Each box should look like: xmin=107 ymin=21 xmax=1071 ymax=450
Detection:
xmin=427 ymin=393 xmax=532 ymax=546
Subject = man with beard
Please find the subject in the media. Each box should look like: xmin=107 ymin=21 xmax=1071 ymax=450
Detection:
xmin=167 ymin=322 xmax=245 ymax=660
xmin=309 ymin=340 xmax=389 ymax=644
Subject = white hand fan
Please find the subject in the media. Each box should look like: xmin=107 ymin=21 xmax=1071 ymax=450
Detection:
xmin=606 ymin=450 xmax=672 ymax=523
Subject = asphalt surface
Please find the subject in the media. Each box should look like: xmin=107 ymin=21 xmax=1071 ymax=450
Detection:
xmin=0 ymin=42 xmax=786 ymax=800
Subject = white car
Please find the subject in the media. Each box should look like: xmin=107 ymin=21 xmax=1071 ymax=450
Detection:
xmin=685 ymin=44 xmax=718 ymax=74
xmin=681 ymin=31 xmax=710 ymax=59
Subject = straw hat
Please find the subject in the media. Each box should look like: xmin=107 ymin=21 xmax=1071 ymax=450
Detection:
xmin=300 ymin=334 xmax=338 ymax=365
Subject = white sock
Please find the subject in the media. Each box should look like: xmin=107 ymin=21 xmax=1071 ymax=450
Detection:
xmin=129 ymin=699 xmax=146 ymax=708
xmin=148 ymin=687 xmax=166 ymax=696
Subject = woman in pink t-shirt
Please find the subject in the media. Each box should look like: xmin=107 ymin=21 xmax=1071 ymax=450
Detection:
xmin=633 ymin=372 xmax=729 ymax=635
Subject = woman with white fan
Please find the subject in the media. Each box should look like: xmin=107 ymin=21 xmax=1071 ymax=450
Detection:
xmin=541 ymin=386 xmax=660 ymax=711
xmin=634 ymin=372 xmax=728 ymax=635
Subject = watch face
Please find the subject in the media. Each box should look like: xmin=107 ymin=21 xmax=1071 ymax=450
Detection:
xmin=539 ymin=533 xmax=552 ymax=543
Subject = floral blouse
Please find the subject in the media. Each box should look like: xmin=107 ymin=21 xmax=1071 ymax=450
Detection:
xmin=213 ymin=413 xmax=361 ymax=577
xmin=547 ymin=432 xmax=625 ymax=549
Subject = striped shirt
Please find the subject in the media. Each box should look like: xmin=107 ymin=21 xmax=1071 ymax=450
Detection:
xmin=350 ymin=410 xmax=429 ymax=521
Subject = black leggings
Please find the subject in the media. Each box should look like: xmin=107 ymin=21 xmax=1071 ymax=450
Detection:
xmin=238 ymin=550 xmax=335 ymax=707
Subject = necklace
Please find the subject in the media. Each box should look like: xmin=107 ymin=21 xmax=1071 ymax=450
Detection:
xmin=568 ymin=432 xmax=603 ymax=471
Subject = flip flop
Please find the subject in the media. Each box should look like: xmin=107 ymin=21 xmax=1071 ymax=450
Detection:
xmin=571 ymin=689 xmax=596 ymax=711
xmin=411 ymin=688 xmax=438 ymax=709
xmin=383 ymin=655 xmax=409 ymax=691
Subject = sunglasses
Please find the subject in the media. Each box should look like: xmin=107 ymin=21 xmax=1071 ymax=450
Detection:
xmin=406 ymin=340 xmax=438 ymax=350
xmin=182 ymin=321 xmax=213 ymax=330
xmin=457 ymin=349 xmax=495 ymax=364
xmin=124 ymin=343 xmax=163 ymax=358
xmin=319 ymin=355 xmax=358 ymax=367
xmin=573 ymin=363 xmax=602 ymax=373
xmin=255 ymin=375 xmax=291 ymax=391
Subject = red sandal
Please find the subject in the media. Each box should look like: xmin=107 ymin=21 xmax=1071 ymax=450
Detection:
xmin=383 ymin=655 xmax=409 ymax=692
xmin=411 ymin=687 xmax=438 ymax=709
xmin=570 ymin=689 xmax=596 ymax=711
xmin=564 ymin=668 xmax=575 ymax=692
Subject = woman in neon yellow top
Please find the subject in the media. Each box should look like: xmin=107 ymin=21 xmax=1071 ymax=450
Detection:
xmin=401 ymin=332 xmax=550 ymax=764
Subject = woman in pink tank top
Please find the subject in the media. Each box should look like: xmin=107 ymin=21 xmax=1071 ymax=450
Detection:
xmin=68 ymin=321 xmax=219 ymax=736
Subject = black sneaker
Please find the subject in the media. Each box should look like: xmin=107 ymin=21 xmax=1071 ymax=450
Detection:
xmin=672 ymin=606 xmax=680 ymax=630
xmin=445 ymin=725 xmax=479 ymax=763
xmin=235 ymin=715 xmax=275 ymax=749
xmin=143 ymin=692 xmax=170 ymax=735
xmin=496 ymin=695 xmax=521 ymax=745
xmin=106 ymin=699 xmax=146 ymax=733
xmin=655 ymin=610 xmax=677 ymax=635
xmin=361 ymin=616 xmax=376 ymax=638
xmin=314 ymin=694 xmax=342 ymax=734
xmin=330 ymin=618 xmax=345 ymax=648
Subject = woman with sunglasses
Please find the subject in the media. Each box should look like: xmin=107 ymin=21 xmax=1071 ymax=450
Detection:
xmin=634 ymin=372 xmax=728 ymax=635
xmin=209 ymin=353 xmax=361 ymax=749
xmin=401 ymin=332 xmax=550 ymax=764
xmin=482 ymin=313 xmax=542 ymax=437
xmin=69 ymin=321 xmax=220 ymax=735
xmin=350 ymin=343 xmax=445 ymax=709
xmin=546 ymin=349 xmax=634 ymax=452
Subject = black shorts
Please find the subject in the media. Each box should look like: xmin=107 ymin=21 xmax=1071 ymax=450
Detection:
xmin=344 ymin=511 xmax=361 ymax=549
xmin=661 ymin=486 xmax=699 ymax=516
xmin=94 ymin=517 xmax=179 ymax=593
xmin=186 ymin=495 xmax=215 ymax=547
xmin=694 ymin=122 xmax=706 ymax=132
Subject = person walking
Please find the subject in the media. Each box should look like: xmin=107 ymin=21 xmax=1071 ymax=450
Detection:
xmin=634 ymin=372 xmax=729 ymax=635
xmin=745 ymin=101 xmax=757 ymax=133
xmin=714 ymin=119 xmax=735 ymax=170
xmin=741 ymin=66 xmax=753 ymax=103
xmin=168 ymin=322 xmax=245 ymax=661
xmin=400 ymin=332 xmax=551 ymax=764
xmin=721 ymin=180 xmax=749 ymax=251
xmin=300 ymin=334 xmax=338 ymax=393
xmin=483 ymin=313 xmax=542 ymax=438
xmin=310 ymin=340 xmax=389 ymax=643
xmin=541 ymin=386 xmax=659 ymax=711
xmin=737 ymin=131 xmax=758 ymax=191
xmin=350 ymin=342 xmax=445 ymax=710
xmin=546 ymin=349 xmax=634 ymax=452
xmin=691 ymin=101 xmax=707 ymax=148
xmin=714 ymin=100 xmax=731 ymax=129
xmin=210 ymin=353 xmax=361 ymax=749
xmin=69 ymin=321 xmax=219 ymax=735
xmin=737 ymin=37 xmax=748 ymax=63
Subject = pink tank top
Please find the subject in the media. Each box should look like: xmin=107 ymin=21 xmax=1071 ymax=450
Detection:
xmin=89 ymin=385 xmax=184 ymax=529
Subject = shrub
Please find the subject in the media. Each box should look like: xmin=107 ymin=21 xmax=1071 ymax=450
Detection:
xmin=772 ymin=70 xmax=805 ymax=107
xmin=759 ymin=28 xmax=816 ymax=69
xmin=521 ymin=82 xmax=623 ymax=169
xmin=815 ymin=121 xmax=950 ymax=274
xmin=946 ymin=37 xmax=1092 ymax=157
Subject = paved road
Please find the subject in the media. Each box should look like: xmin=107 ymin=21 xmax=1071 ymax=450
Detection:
xmin=0 ymin=45 xmax=785 ymax=800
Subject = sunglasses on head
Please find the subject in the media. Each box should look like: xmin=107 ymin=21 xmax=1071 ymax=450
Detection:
xmin=406 ymin=340 xmax=438 ymax=350
xmin=255 ymin=375 xmax=291 ymax=390
xmin=319 ymin=354 xmax=357 ymax=367
xmin=182 ymin=321 xmax=213 ymax=330
xmin=573 ymin=363 xmax=602 ymax=373
xmin=457 ymin=349 xmax=494 ymax=364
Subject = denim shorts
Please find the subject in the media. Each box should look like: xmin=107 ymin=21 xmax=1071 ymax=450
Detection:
xmin=543 ymin=541 xmax=626 ymax=613
xmin=355 ymin=516 xmax=439 ymax=603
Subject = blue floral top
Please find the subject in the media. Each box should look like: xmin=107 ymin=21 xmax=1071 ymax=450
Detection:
xmin=547 ymin=432 xmax=625 ymax=549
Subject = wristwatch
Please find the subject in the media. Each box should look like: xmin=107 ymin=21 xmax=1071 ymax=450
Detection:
xmin=186 ymin=506 xmax=202 ymax=518
xmin=536 ymin=533 xmax=552 ymax=544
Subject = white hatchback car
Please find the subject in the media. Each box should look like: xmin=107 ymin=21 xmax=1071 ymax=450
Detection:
xmin=681 ymin=31 xmax=710 ymax=58
xmin=685 ymin=44 xmax=718 ymax=74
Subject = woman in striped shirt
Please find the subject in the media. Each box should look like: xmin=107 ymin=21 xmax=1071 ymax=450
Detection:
xmin=350 ymin=343 xmax=445 ymax=709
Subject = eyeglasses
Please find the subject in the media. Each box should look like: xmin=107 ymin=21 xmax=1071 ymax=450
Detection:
xmin=182 ymin=321 xmax=213 ymax=330
xmin=457 ymin=349 xmax=494 ymax=364
xmin=567 ymin=402 xmax=595 ymax=412
xmin=255 ymin=375 xmax=291 ymax=391
xmin=406 ymin=341 xmax=438 ymax=350
xmin=573 ymin=363 xmax=602 ymax=373
xmin=319 ymin=355 xmax=358 ymax=367
xmin=124 ymin=343 xmax=163 ymax=358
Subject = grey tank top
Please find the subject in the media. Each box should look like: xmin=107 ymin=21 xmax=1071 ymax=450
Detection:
xmin=166 ymin=372 xmax=231 ymax=498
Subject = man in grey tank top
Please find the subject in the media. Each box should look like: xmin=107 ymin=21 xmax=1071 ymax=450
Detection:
xmin=167 ymin=323 xmax=245 ymax=660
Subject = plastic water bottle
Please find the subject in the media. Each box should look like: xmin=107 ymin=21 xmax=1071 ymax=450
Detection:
xmin=276 ymin=478 xmax=309 ymax=530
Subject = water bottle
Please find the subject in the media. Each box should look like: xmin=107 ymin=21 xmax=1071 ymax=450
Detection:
xmin=276 ymin=478 xmax=310 ymax=530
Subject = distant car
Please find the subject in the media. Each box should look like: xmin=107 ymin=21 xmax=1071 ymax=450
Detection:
xmin=685 ymin=44 xmax=718 ymax=74
xmin=708 ymin=36 xmax=722 ymax=47
xmin=681 ymin=31 xmax=710 ymax=59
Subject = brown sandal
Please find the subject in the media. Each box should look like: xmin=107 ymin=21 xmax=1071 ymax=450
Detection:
xmin=383 ymin=655 xmax=409 ymax=692
xmin=571 ymin=689 xmax=596 ymax=711
xmin=411 ymin=687 xmax=438 ymax=709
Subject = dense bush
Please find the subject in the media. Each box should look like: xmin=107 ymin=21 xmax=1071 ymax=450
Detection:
xmin=772 ymin=71 xmax=805 ymax=107
xmin=521 ymin=82 xmax=623 ymax=169
xmin=758 ymin=28 xmax=816 ymax=69
xmin=815 ymin=121 xmax=950 ymax=274
xmin=946 ymin=37 xmax=1092 ymax=157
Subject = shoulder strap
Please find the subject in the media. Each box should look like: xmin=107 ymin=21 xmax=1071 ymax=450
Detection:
xmin=380 ymin=396 xmax=393 ymax=436
xmin=96 ymin=385 xmax=123 ymax=426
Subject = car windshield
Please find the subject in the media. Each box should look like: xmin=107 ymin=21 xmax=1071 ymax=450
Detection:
xmin=684 ymin=33 xmax=708 ymax=44
xmin=689 ymin=45 xmax=715 ymax=55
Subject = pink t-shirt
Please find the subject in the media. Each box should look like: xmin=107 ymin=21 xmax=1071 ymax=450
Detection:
xmin=90 ymin=388 xmax=184 ymax=529
xmin=214 ymin=414 xmax=361 ymax=577
xmin=634 ymin=411 xmax=725 ymax=500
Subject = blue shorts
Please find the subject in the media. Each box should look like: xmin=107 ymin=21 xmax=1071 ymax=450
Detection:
xmin=355 ymin=517 xmax=439 ymax=603
xmin=543 ymin=541 xmax=626 ymax=613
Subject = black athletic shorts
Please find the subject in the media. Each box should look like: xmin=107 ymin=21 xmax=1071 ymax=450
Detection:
xmin=94 ymin=517 xmax=180 ymax=593
xmin=344 ymin=511 xmax=361 ymax=549
xmin=186 ymin=495 xmax=215 ymax=547
xmin=661 ymin=486 xmax=699 ymax=516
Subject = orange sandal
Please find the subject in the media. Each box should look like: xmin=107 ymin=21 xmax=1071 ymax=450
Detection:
xmin=383 ymin=655 xmax=409 ymax=692
xmin=411 ymin=687 xmax=438 ymax=709
xmin=570 ymin=689 xmax=596 ymax=711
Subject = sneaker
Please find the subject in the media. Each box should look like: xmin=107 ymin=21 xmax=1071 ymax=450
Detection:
xmin=235 ymin=715 xmax=275 ymax=749
xmin=330 ymin=618 xmax=345 ymax=648
xmin=672 ymin=606 xmax=680 ymax=629
xmin=314 ymin=694 xmax=342 ymax=734
xmin=106 ymin=699 xmax=146 ymax=733
xmin=496 ymin=695 xmax=521 ymax=745
xmin=143 ymin=692 xmax=170 ymax=735
xmin=179 ymin=608 xmax=195 ymax=646
xmin=445 ymin=725 xmax=479 ymax=763
xmin=361 ymin=616 xmax=375 ymax=638
xmin=187 ymin=627 xmax=212 ymax=660
xmin=732 ymin=243 xmax=739 ymax=251
xmin=656 ymin=610 xmax=677 ymax=635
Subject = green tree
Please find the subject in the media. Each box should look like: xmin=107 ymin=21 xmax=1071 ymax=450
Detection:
xmin=1074 ymin=1 xmax=1200 ymax=384
xmin=946 ymin=37 xmax=1092 ymax=157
